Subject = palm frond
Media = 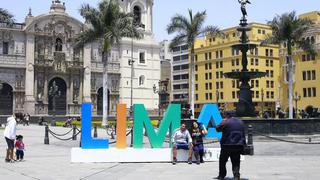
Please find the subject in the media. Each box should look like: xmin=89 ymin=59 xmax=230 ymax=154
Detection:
xmin=167 ymin=14 xmax=190 ymax=34
xmin=0 ymin=8 xmax=15 ymax=24
xmin=169 ymin=34 xmax=187 ymax=51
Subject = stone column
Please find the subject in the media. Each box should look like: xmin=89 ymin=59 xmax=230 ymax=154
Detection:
xmin=24 ymin=34 xmax=35 ymax=115
xmin=83 ymin=44 xmax=91 ymax=103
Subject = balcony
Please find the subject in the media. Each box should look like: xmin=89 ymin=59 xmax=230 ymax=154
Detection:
xmin=34 ymin=55 xmax=54 ymax=67
xmin=54 ymin=52 xmax=66 ymax=61
xmin=0 ymin=54 xmax=26 ymax=67
xmin=66 ymin=59 xmax=83 ymax=69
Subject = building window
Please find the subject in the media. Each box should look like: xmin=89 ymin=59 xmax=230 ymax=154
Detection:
xmin=209 ymin=63 xmax=212 ymax=69
xmin=220 ymin=92 xmax=224 ymax=99
xmin=270 ymin=60 xmax=273 ymax=67
xmin=195 ymin=65 xmax=198 ymax=71
xmin=232 ymin=59 xmax=235 ymax=66
xmin=133 ymin=6 xmax=142 ymax=25
xmin=266 ymin=80 xmax=270 ymax=88
xmin=209 ymin=93 xmax=212 ymax=100
xmin=271 ymin=81 xmax=274 ymax=88
xmin=307 ymin=71 xmax=311 ymax=80
xmin=220 ymin=81 xmax=224 ymax=89
xmin=256 ymin=91 xmax=259 ymax=98
xmin=209 ymin=52 xmax=212 ymax=60
xmin=265 ymin=49 xmax=269 ymax=57
xmin=236 ymin=59 xmax=239 ymax=66
xmin=312 ymin=70 xmax=316 ymax=80
xmin=205 ymin=63 xmax=208 ymax=70
xmin=270 ymin=70 xmax=274 ymax=78
xmin=302 ymin=71 xmax=306 ymax=80
xmin=313 ymin=87 xmax=317 ymax=97
xmin=232 ymin=80 xmax=235 ymax=88
xmin=216 ymin=51 xmax=219 ymax=59
xmin=232 ymin=91 xmax=236 ymax=99
xmin=270 ymin=49 xmax=273 ymax=57
xmin=205 ymin=93 xmax=208 ymax=100
xmin=195 ymin=84 xmax=198 ymax=91
xmin=209 ymin=83 xmax=212 ymax=90
xmin=255 ymin=48 xmax=258 ymax=55
xmin=139 ymin=75 xmax=145 ymax=86
xmin=271 ymin=91 xmax=274 ymax=99
xmin=216 ymin=82 xmax=219 ymax=89
xmin=302 ymin=54 xmax=306 ymax=61
xmin=303 ymin=88 xmax=307 ymax=97
xmin=216 ymin=72 xmax=219 ymax=79
xmin=220 ymin=50 xmax=223 ymax=58
xmin=250 ymin=58 xmax=254 ymax=65
xmin=255 ymin=59 xmax=259 ymax=66
xmin=205 ymin=53 xmax=208 ymax=60
xmin=209 ymin=73 xmax=212 ymax=79
xmin=139 ymin=52 xmax=145 ymax=63
xmin=220 ymin=61 xmax=223 ymax=68
xmin=258 ymin=29 xmax=261 ymax=34
xmin=205 ymin=73 xmax=208 ymax=80
xmin=266 ymin=60 xmax=269 ymax=66
xmin=256 ymin=80 xmax=259 ymax=88
xmin=216 ymin=62 xmax=219 ymax=69
xmin=205 ymin=83 xmax=208 ymax=90
xmin=55 ymin=38 xmax=63 ymax=51
xmin=195 ymin=94 xmax=198 ymax=101
xmin=3 ymin=42 xmax=9 ymax=54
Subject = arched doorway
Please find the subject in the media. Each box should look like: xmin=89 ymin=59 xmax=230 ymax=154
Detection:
xmin=133 ymin=6 xmax=141 ymax=25
xmin=97 ymin=87 xmax=110 ymax=115
xmin=0 ymin=83 xmax=13 ymax=115
xmin=48 ymin=77 xmax=67 ymax=115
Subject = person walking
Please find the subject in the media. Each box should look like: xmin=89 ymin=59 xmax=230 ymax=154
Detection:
xmin=4 ymin=114 xmax=17 ymax=163
xmin=214 ymin=111 xmax=246 ymax=180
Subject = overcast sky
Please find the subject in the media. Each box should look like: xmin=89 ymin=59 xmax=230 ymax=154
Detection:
xmin=1 ymin=0 xmax=320 ymax=41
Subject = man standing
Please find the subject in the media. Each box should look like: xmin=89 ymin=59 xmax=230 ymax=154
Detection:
xmin=214 ymin=111 xmax=246 ymax=180
xmin=4 ymin=114 xmax=17 ymax=163
xmin=171 ymin=122 xmax=193 ymax=165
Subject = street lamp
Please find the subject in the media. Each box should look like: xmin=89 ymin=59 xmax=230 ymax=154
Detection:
xmin=261 ymin=88 xmax=264 ymax=118
xmin=216 ymin=89 xmax=219 ymax=106
xmin=153 ymin=81 xmax=161 ymax=117
xmin=49 ymin=81 xmax=61 ymax=126
xmin=293 ymin=92 xmax=301 ymax=119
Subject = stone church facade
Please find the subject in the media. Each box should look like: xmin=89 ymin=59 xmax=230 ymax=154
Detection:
xmin=0 ymin=0 xmax=160 ymax=116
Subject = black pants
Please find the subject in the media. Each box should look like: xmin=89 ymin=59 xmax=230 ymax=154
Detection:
xmin=219 ymin=146 xmax=242 ymax=178
xmin=16 ymin=150 xmax=24 ymax=160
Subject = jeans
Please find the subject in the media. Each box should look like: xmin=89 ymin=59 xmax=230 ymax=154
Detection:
xmin=16 ymin=150 xmax=24 ymax=160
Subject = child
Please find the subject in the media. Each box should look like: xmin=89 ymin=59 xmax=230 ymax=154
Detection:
xmin=15 ymin=135 xmax=25 ymax=161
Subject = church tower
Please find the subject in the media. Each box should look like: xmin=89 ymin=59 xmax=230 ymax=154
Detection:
xmin=118 ymin=0 xmax=154 ymax=33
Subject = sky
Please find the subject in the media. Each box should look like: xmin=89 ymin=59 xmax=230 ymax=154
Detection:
xmin=1 ymin=0 xmax=320 ymax=41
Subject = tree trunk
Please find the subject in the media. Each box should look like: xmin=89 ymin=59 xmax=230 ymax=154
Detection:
xmin=190 ymin=47 xmax=195 ymax=119
xmin=102 ymin=51 xmax=109 ymax=126
xmin=287 ymin=42 xmax=293 ymax=119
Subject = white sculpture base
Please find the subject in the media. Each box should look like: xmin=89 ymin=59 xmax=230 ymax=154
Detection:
xmin=71 ymin=147 xmax=244 ymax=163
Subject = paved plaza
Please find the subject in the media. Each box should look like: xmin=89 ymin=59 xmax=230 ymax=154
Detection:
xmin=1 ymin=125 xmax=320 ymax=180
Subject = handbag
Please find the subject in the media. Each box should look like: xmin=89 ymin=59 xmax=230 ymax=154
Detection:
xmin=242 ymin=144 xmax=251 ymax=155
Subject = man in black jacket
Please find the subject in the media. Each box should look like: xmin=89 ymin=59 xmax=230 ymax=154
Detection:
xmin=214 ymin=110 xmax=246 ymax=180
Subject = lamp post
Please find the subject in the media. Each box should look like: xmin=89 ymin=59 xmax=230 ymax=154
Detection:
xmin=49 ymin=81 xmax=61 ymax=126
xmin=0 ymin=82 xmax=3 ymax=92
xmin=216 ymin=89 xmax=219 ymax=106
xmin=153 ymin=81 xmax=161 ymax=117
xmin=261 ymin=88 xmax=264 ymax=118
xmin=293 ymin=92 xmax=301 ymax=119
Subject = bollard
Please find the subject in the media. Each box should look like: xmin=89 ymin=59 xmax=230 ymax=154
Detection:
xmin=130 ymin=128 xmax=133 ymax=147
xmin=72 ymin=124 xmax=77 ymax=140
xmin=44 ymin=125 xmax=49 ymax=145
xmin=93 ymin=124 xmax=98 ymax=138
xmin=247 ymin=124 xmax=254 ymax=155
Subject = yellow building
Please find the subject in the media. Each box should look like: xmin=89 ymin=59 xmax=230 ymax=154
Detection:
xmin=193 ymin=23 xmax=280 ymax=117
xmin=279 ymin=11 xmax=320 ymax=115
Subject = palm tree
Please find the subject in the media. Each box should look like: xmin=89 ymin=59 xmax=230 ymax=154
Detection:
xmin=263 ymin=11 xmax=315 ymax=119
xmin=0 ymin=8 xmax=15 ymax=24
xmin=167 ymin=9 xmax=220 ymax=118
xmin=75 ymin=0 xmax=142 ymax=125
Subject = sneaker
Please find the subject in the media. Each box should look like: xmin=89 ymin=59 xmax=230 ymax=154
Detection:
xmin=187 ymin=157 xmax=192 ymax=164
xmin=200 ymin=159 xmax=204 ymax=163
xmin=172 ymin=157 xmax=177 ymax=165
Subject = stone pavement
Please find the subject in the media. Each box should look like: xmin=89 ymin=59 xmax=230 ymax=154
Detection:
xmin=1 ymin=125 xmax=320 ymax=180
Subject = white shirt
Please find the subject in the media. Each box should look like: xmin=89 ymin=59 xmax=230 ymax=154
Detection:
xmin=3 ymin=116 xmax=17 ymax=140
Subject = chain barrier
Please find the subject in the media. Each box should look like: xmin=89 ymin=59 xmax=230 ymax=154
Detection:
xmin=48 ymin=129 xmax=81 ymax=141
xmin=253 ymin=131 xmax=320 ymax=145
xmin=48 ymin=128 xmax=73 ymax=137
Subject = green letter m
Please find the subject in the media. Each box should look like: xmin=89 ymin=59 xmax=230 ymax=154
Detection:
xmin=133 ymin=104 xmax=180 ymax=148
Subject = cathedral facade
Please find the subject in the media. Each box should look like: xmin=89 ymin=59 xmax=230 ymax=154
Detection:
xmin=0 ymin=0 xmax=160 ymax=116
